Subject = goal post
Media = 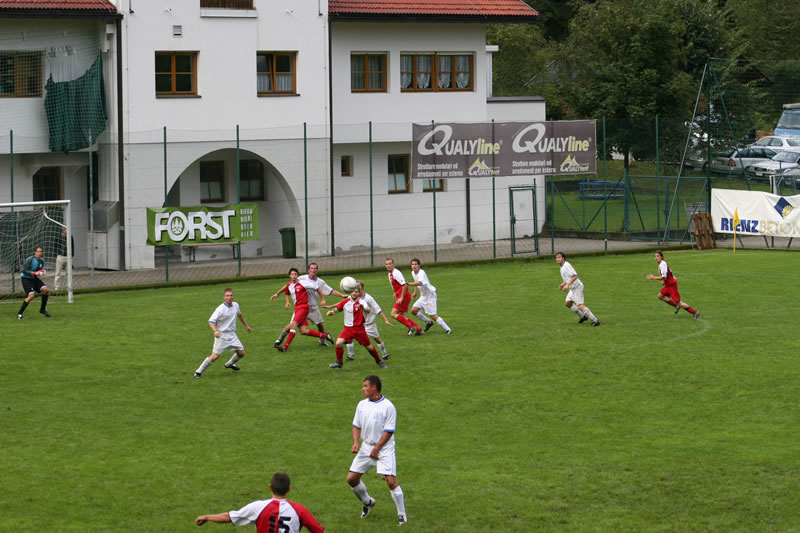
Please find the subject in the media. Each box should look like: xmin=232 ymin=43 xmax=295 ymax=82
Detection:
xmin=0 ymin=200 xmax=73 ymax=303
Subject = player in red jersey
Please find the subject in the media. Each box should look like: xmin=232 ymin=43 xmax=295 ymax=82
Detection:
xmin=647 ymin=250 xmax=700 ymax=319
xmin=270 ymin=268 xmax=334 ymax=351
xmin=384 ymin=258 xmax=423 ymax=336
xmin=325 ymin=283 xmax=387 ymax=369
xmin=195 ymin=471 xmax=324 ymax=533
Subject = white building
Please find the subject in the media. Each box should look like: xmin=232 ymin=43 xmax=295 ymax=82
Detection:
xmin=1 ymin=0 xmax=544 ymax=271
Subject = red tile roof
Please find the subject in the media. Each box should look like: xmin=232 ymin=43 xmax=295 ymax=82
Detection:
xmin=0 ymin=0 xmax=117 ymax=12
xmin=329 ymin=0 xmax=538 ymax=18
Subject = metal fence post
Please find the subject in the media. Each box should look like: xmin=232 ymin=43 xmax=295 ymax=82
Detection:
xmin=369 ymin=121 xmax=374 ymax=267
xmin=163 ymin=126 xmax=168 ymax=282
xmin=236 ymin=124 xmax=242 ymax=276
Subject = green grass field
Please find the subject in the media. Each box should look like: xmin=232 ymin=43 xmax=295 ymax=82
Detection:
xmin=2 ymin=249 xmax=800 ymax=532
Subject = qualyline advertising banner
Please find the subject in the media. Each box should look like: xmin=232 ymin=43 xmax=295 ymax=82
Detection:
xmin=711 ymin=189 xmax=800 ymax=238
xmin=411 ymin=120 xmax=596 ymax=180
xmin=146 ymin=204 xmax=259 ymax=246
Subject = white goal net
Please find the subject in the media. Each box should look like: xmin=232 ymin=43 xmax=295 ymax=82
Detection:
xmin=0 ymin=200 xmax=73 ymax=303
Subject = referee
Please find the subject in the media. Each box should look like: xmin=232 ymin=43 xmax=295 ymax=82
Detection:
xmin=18 ymin=246 xmax=51 ymax=319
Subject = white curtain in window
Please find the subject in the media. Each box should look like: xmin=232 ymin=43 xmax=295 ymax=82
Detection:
xmin=416 ymin=56 xmax=431 ymax=89
xmin=257 ymin=73 xmax=271 ymax=92
xmin=400 ymin=55 xmax=413 ymax=89
xmin=367 ymin=55 xmax=383 ymax=89
xmin=455 ymin=55 xmax=470 ymax=88
xmin=438 ymin=55 xmax=451 ymax=89
xmin=276 ymin=74 xmax=292 ymax=91
xmin=351 ymin=55 xmax=364 ymax=89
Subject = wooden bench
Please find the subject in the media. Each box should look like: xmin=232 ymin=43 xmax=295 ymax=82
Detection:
xmin=578 ymin=180 xmax=625 ymax=199
xmin=183 ymin=242 xmax=240 ymax=262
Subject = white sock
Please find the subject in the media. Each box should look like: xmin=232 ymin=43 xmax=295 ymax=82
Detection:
xmin=436 ymin=316 xmax=450 ymax=331
xmin=352 ymin=481 xmax=371 ymax=504
xmin=390 ymin=486 xmax=406 ymax=515
xmin=570 ymin=304 xmax=584 ymax=317
xmin=417 ymin=313 xmax=432 ymax=324
xmin=226 ymin=354 xmax=241 ymax=366
xmin=195 ymin=357 xmax=213 ymax=374
xmin=347 ymin=343 xmax=355 ymax=357
xmin=378 ymin=342 xmax=388 ymax=357
xmin=583 ymin=307 xmax=597 ymax=322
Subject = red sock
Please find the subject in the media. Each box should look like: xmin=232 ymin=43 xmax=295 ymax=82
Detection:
xmin=367 ymin=346 xmax=381 ymax=363
xmin=284 ymin=330 xmax=296 ymax=348
xmin=687 ymin=307 xmax=697 ymax=314
xmin=395 ymin=315 xmax=419 ymax=331
xmin=306 ymin=330 xmax=325 ymax=338
xmin=335 ymin=346 xmax=344 ymax=364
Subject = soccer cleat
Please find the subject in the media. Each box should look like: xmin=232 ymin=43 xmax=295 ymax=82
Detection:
xmin=273 ymin=339 xmax=282 ymax=348
xmin=406 ymin=327 xmax=414 ymax=337
xmin=382 ymin=353 xmax=390 ymax=361
xmin=423 ymin=321 xmax=434 ymax=332
xmin=329 ymin=362 xmax=343 ymax=369
xmin=414 ymin=329 xmax=423 ymax=336
xmin=361 ymin=497 xmax=376 ymax=518
xmin=324 ymin=331 xmax=335 ymax=344
xmin=193 ymin=372 xmax=202 ymax=379
xmin=346 ymin=354 xmax=355 ymax=361
xmin=397 ymin=514 xmax=407 ymax=525
xmin=674 ymin=305 xmax=681 ymax=314
xmin=224 ymin=363 xmax=240 ymax=371
xmin=693 ymin=311 xmax=700 ymax=320
xmin=17 ymin=313 xmax=23 ymax=320
xmin=377 ymin=360 xmax=388 ymax=368
xmin=591 ymin=321 xmax=600 ymax=327
xmin=578 ymin=315 xmax=588 ymax=324
xmin=319 ymin=340 xmax=329 ymax=347
xmin=275 ymin=345 xmax=286 ymax=353
xmin=40 ymin=310 xmax=51 ymax=318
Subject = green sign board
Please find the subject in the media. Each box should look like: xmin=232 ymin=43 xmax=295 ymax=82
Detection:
xmin=146 ymin=204 xmax=259 ymax=246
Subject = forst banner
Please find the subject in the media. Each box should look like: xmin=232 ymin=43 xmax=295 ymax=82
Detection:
xmin=411 ymin=120 xmax=596 ymax=179
xmin=711 ymin=189 xmax=800 ymax=238
xmin=146 ymin=204 xmax=258 ymax=246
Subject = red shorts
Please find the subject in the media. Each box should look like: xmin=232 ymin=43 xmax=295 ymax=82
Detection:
xmin=291 ymin=305 xmax=309 ymax=327
xmin=338 ymin=325 xmax=370 ymax=346
xmin=660 ymin=284 xmax=680 ymax=303
xmin=392 ymin=291 xmax=411 ymax=313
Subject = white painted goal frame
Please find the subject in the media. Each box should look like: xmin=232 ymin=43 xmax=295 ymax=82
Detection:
xmin=0 ymin=200 xmax=73 ymax=303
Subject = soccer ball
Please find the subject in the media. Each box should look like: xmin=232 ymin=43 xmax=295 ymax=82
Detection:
xmin=340 ymin=276 xmax=358 ymax=292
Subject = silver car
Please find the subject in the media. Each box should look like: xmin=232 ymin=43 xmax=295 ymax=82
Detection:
xmin=711 ymin=147 xmax=778 ymax=175
xmin=745 ymin=150 xmax=800 ymax=181
xmin=750 ymin=136 xmax=800 ymax=151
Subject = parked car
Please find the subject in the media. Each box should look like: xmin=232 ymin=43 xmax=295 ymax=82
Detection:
xmin=711 ymin=147 xmax=778 ymax=175
xmin=749 ymin=135 xmax=800 ymax=151
xmin=745 ymin=150 xmax=800 ymax=181
xmin=776 ymin=167 xmax=800 ymax=188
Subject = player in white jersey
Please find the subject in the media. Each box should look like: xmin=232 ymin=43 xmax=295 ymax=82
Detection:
xmin=346 ymin=280 xmax=393 ymax=361
xmin=407 ymin=258 xmax=452 ymax=334
xmin=195 ymin=472 xmax=325 ymax=532
xmin=555 ymin=252 xmax=599 ymax=327
xmin=298 ymin=263 xmax=346 ymax=346
xmin=194 ymin=288 xmax=252 ymax=378
xmin=346 ymin=375 xmax=407 ymax=526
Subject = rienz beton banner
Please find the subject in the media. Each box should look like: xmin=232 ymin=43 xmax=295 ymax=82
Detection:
xmin=411 ymin=120 xmax=596 ymax=179
xmin=146 ymin=204 xmax=259 ymax=246
xmin=712 ymin=189 xmax=800 ymax=238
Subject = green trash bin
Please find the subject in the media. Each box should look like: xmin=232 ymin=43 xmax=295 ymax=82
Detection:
xmin=279 ymin=227 xmax=296 ymax=258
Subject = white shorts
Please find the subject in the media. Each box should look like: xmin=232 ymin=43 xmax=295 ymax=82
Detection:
xmin=307 ymin=306 xmax=323 ymax=325
xmin=212 ymin=333 xmax=243 ymax=355
xmin=364 ymin=321 xmax=380 ymax=339
xmin=349 ymin=441 xmax=396 ymax=477
xmin=413 ymin=294 xmax=438 ymax=315
xmin=566 ymin=281 xmax=585 ymax=305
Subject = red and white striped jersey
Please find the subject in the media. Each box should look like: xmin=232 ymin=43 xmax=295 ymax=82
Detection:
xmin=229 ymin=497 xmax=324 ymax=533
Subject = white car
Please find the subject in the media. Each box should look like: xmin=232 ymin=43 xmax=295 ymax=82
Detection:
xmin=745 ymin=150 xmax=800 ymax=181
xmin=711 ymin=147 xmax=778 ymax=175
xmin=749 ymin=136 xmax=800 ymax=151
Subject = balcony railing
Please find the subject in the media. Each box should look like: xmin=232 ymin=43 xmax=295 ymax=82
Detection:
xmin=200 ymin=0 xmax=254 ymax=9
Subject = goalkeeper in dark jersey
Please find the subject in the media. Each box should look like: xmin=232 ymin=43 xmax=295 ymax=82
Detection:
xmin=18 ymin=246 xmax=51 ymax=319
